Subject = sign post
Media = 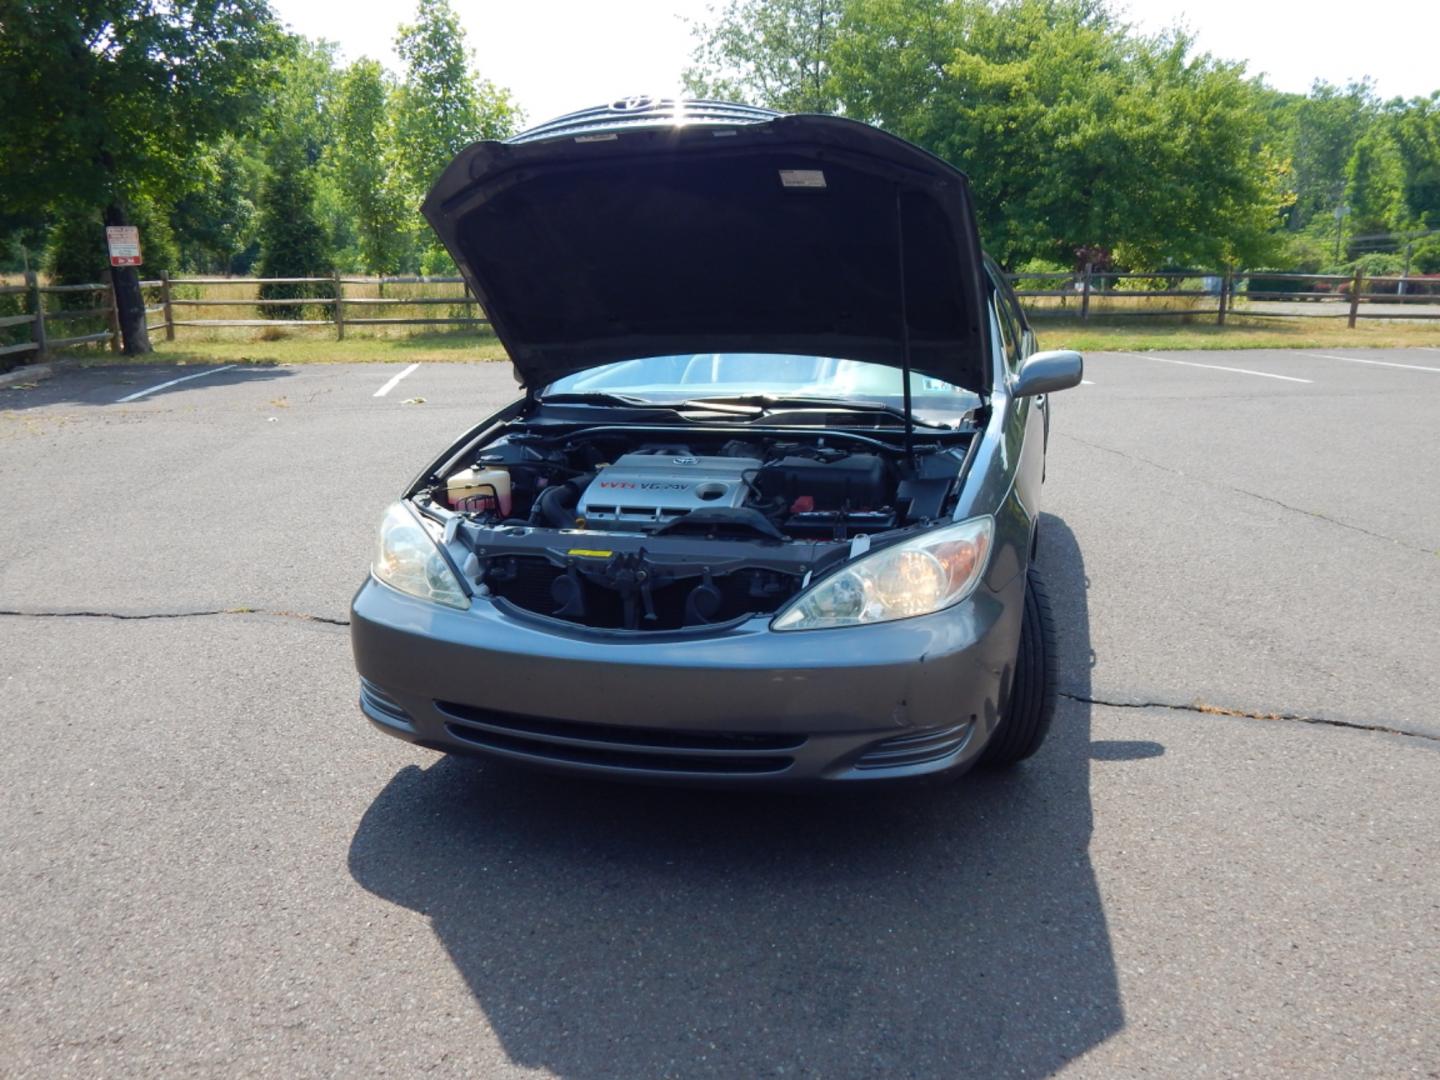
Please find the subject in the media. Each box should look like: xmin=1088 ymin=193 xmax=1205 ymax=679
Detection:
xmin=106 ymin=225 xmax=143 ymax=267
xmin=102 ymin=208 xmax=151 ymax=354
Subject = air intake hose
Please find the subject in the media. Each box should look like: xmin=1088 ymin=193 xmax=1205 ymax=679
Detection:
xmin=531 ymin=474 xmax=593 ymax=528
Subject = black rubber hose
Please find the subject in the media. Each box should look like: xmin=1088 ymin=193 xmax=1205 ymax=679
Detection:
xmin=531 ymin=474 xmax=594 ymax=528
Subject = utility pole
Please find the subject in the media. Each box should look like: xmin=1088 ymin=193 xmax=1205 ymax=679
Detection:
xmin=1333 ymin=203 xmax=1349 ymax=262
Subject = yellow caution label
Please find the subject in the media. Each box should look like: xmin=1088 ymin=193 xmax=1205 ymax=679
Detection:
xmin=566 ymin=549 xmax=613 ymax=558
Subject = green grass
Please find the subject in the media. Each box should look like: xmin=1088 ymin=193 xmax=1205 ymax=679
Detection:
xmin=37 ymin=312 xmax=1440 ymax=372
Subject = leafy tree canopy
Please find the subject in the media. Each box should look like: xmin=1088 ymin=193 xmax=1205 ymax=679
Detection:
xmin=391 ymin=0 xmax=523 ymax=271
xmin=0 ymin=0 xmax=282 ymax=216
xmin=684 ymin=0 xmax=842 ymax=113
xmin=3 ymin=0 xmax=1435 ymax=282
xmin=393 ymin=0 xmax=522 ymax=198
xmin=690 ymin=0 xmax=1291 ymax=269
xmin=334 ymin=59 xmax=411 ymax=274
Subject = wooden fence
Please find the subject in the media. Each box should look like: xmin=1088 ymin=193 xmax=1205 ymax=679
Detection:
xmin=4 ymin=266 xmax=1437 ymax=367
xmin=0 ymin=273 xmax=486 ymax=363
xmin=1010 ymin=266 xmax=1440 ymax=325
xmin=0 ymin=271 xmax=122 ymax=362
xmin=153 ymin=273 xmax=486 ymax=339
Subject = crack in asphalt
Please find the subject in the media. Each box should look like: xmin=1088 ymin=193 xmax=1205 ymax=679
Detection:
xmin=1060 ymin=691 xmax=1439 ymax=743
xmin=3 ymin=607 xmax=1431 ymax=742
xmin=0 ymin=607 xmax=350 ymax=627
xmin=1056 ymin=432 xmax=1434 ymax=555
xmin=1219 ymin=487 xmax=1433 ymax=554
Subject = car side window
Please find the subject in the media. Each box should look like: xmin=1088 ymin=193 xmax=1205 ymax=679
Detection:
xmin=986 ymin=262 xmax=1024 ymax=374
xmin=999 ymin=279 xmax=1029 ymax=357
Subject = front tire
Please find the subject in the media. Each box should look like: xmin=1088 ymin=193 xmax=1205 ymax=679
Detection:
xmin=980 ymin=565 xmax=1057 ymax=767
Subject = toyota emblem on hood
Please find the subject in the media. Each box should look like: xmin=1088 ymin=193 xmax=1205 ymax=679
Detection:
xmin=611 ymin=95 xmax=655 ymax=112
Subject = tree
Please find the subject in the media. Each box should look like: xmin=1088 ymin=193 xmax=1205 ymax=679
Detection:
xmin=44 ymin=205 xmax=109 ymax=287
xmin=0 ymin=1 xmax=280 ymax=352
xmin=824 ymin=0 xmax=1287 ymax=268
xmin=256 ymin=146 xmax=330 ymax=318
xmin=1386 ymin=93 xmax=1440 ymax=230
xmin=684 ymin=0 xmax=842 ymax=113
xmin=260 ymin=35 xmax=358 ymax=268
xmin=1280 ymin=81 xmax=1376 ymax=232
xmin=264 ymin=37 xmax=344 ymax=167
xmin=334 ymin=60 xmax=412 ymax=274
xmin=46 ymin=194 xmax=177 ymax=284
xmin=1344 ymin=127 xmax=1409 ymax=256
xmin=393 ymin=0 xmax=521 ymax=270
xmin=170 ymin=135 xmax=263 ymax=273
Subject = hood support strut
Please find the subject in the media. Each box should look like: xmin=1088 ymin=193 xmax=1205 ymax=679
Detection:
xmin=894 ymin=189 xmax=917 ymax=470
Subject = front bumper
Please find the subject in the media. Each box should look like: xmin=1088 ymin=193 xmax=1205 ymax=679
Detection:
xmin=350 ymin=573 xmax=1023 ymax=785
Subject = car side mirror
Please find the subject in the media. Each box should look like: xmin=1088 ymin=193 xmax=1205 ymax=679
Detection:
xmin=1013 ymin=350 xmax=1083 ymax=398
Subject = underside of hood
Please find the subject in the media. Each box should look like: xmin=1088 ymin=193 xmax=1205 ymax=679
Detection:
xmin=422 ymin=100 xmax=993 ymax=395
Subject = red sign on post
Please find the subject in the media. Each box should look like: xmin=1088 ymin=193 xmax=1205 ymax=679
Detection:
xmin=106 ymin=225 xmax=142 ymax=267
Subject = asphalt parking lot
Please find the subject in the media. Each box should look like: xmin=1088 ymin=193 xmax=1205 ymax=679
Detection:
xmin=3 ymin=348 xmax=1438 ymax=1078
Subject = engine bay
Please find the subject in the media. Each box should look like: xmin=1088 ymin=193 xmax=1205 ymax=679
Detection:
xmin=413 ymin=424 xmax=975 ymax=632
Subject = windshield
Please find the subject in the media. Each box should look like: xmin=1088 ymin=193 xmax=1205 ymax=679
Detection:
xmin=543 ymin=354 xmax=982 ymax=420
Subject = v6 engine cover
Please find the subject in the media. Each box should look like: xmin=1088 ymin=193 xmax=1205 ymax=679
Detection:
xmin=578 ymin=453 xmax=762 ymax=530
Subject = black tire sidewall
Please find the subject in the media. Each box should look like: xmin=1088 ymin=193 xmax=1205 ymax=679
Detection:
xmin=980 ymin=565 xmax=1058 ymax=767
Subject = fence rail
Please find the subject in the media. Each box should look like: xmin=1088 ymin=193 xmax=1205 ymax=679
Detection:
xmin=0 ymin=272 xmax=490 ymax=364
xmin=146 ymin=272 xmax=486 ymax=342
xmin=5 ymin=265 xmax=1439 ymax=370
xmin=1008 ymin=265 xmax=1440 ymax=324
xmin=0 ymin=271 xmax=121 ymax=363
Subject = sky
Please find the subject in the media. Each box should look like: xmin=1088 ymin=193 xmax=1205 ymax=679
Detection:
xmin=269 ymin=0 xmax=1439 ymax=126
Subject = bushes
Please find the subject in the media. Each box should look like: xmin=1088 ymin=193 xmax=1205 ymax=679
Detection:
xmin=1407 ymin=235 xmax=1440 ymax=275
xmin=0 ymin=288 xmax=28 ymax=363
xmin=44 ymin=206 xmax=108 ymax=285
xmin=1008 ymin=257 xmax=1075 ymax=294
xmin=1243 ymin=271 xmax=1330 ymax=297
xmin=1341 ymin=253 xmax=1405 ymax=294
xmin=45 ymin=199 xmax=177 ymax=285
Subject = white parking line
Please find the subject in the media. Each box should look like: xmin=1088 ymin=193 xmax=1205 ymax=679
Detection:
xmin=1300 ymin=352 xmax=1440 ymax=374
xmin=115 ymin=364 xmax=238 ymax=403
xmin=1113 ymin=352 xmax=1312 ymax=384
xmin=373 ymin=363 xmax=420 ymax=398
xmin=1081 ymin=379 xmax=1096 ymax=385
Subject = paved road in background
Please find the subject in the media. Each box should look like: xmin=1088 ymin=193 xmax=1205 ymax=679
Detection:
xmin=2 ymin=350 xmax=1437 ymax=1077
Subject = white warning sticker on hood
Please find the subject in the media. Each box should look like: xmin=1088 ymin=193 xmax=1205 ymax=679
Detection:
xmin=779 ymin=169 xmax=827 ymax=189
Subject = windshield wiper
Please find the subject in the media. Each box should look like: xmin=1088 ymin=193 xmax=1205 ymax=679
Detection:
xmin=536 ymin=391 xmax=667 ymax=407
xmin=675 ymin=394 xmax=952 ymax=429
xmin=539 ymin=391 xmax=960 ymax=430
xmin=537 ymin=391 xmax=766 ymax=416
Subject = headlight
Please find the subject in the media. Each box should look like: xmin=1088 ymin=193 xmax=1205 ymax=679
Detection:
xmin=772 ymin=516 xmax=993 ymax=631
xmin=373 ymin=502 xmax=470 ymax=609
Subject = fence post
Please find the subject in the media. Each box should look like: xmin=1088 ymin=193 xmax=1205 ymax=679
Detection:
xmin=333 ymin=270 xmax=345 ymax=341
xmin=159 ymin=270 xmax=176 ymax=341
xmin=1348 ymin=267 xmax=1362 ymax=328
xmin=1217 ymin=267 xmax=1231 ymax=326
xmin=101 ymin=269 xmax=121 ymax=351
xmin=1080 ymin=262 xmax=1092 ymax=321
xmin=25 ymin=270 xmax=46 ymax=357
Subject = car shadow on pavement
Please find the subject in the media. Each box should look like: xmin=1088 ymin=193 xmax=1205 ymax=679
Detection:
xmin=348 ymin=513 xmax=1125 ymax=1077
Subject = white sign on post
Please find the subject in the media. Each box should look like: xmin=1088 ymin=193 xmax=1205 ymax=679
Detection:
xmin=106 ymin=225 xmax=142 ymax=267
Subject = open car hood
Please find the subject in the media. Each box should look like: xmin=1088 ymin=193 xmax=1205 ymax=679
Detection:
xmin=422 ymin=100 xmax=993 ymax=395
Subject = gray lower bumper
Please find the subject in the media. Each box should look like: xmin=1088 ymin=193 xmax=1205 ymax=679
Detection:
xmin=350 ymin=574 xmax=1022 ymax=785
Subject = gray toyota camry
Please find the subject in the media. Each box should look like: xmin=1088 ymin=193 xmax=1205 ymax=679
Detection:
xmin=350 ymin=98 xmax=1083 ymax=785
